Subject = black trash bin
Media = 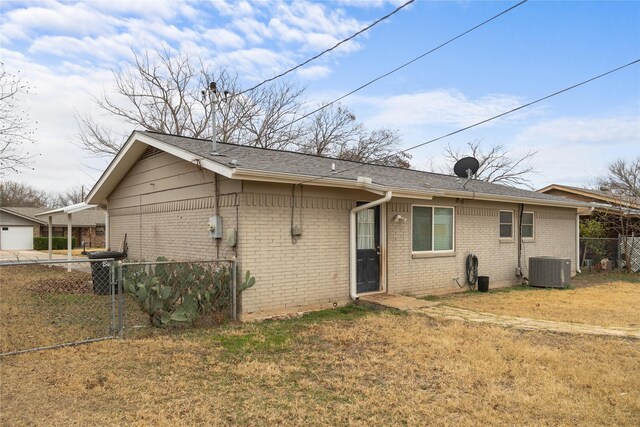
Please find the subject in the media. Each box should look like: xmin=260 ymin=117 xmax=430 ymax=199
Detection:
xmin=88 ymin=251 xmax=126 ymax=295
xmin=477 ymin=276 xmax=490 ymax=292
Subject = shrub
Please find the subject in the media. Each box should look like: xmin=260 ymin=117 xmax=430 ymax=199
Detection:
xmin=33 ymin=237 xmax=77 ymax=250
xmin=123 ymin=257 xmax=255 ymax=327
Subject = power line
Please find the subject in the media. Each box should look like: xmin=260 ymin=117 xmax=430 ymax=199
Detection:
xmin=237 ymin=0 xmax=415 ymax=96
xmin=274 ymin=0 xmax=529 ymax=133
xmin=296 ymin=58 xmax=640 ymax=186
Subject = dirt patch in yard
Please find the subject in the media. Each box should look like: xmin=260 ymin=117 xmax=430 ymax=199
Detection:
xmin=1 ymin=307 xmax=639 ymax=426
xmin=437 ymin=279 xmax=639 ymax=328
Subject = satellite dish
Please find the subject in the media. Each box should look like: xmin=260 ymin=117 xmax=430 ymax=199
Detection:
xmin=454 ymin=157 xmax=480 ymax=178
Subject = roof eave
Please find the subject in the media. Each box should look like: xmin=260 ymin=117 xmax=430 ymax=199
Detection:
xmin=435 ymin=188 xmax=592 ymax=209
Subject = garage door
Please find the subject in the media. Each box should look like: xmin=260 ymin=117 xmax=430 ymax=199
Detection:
xmin=0 ymin=226 xmax=34 ymax=250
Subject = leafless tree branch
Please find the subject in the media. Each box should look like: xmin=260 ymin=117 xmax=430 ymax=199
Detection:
xmin=443 ymin=140 xmax=538 ymax=188
xmin=0 ymin=64 xmax=37 ymax=176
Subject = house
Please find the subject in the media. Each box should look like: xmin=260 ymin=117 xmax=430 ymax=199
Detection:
xmin=86 ymin=131 xmax=591 ymax=318
xmin=538 ymin=184 xmax=640 ymax=270
xmin=0 ymin=206 xmax=106 ymax=250
xmin=538 ymin=184 xmax=640 ymax=220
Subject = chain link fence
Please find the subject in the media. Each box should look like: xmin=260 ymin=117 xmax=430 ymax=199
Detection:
xmin=0 ymin=258 xmax=237 ymax=355
xmin=580 ymin=236 xmax=640 ymax=272
xmin=0 ymin=259 xmax=118 ymax=356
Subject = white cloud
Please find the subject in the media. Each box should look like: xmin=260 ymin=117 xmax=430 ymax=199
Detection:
xmin=514 ymin=116 xmax=640 ymax=188
xmin=296 ymin=65 xmax=332 ymax=80
xmin=203 ymin=28 xmax=245 ymax=49
xmin=216 ymin=48 xmax=294 ymax=81
xmin=29 ymin=34 xmax=137 ymax=63
xmin=516 ymin=116 xmax=640 ymax=145
xmin=2 ymin=2 xmax=116 ymax=40
xmin=362 ymin=89 xmax=528 ymax=129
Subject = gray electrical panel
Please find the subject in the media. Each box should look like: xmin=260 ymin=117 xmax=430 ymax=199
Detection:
xmin=208 ymin=215 xmax=223 ymax=239
xmin=528 ymin=257 xmax=571 ymax=288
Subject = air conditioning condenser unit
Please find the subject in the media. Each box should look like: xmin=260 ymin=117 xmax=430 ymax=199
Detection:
xmin=528 ymin=257 xmax=571 ymax=288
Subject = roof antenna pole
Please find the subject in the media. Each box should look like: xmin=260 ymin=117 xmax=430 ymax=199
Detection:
xmin=463 ymin=168 xmax=472 ymax=189
xmin=208 ymin=81 xmax=219 ymax=156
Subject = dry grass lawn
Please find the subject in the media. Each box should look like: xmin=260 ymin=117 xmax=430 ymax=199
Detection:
xmin=1 ymin=306 xmax=639 ymax=426
xmin=0 ymin=265 xmax=147 ymax=354
xmin=439 ymin=274 xmax=640 ymax=328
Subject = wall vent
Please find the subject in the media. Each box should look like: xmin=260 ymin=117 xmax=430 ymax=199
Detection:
xmin=139 ymin=146 xmax=162 ymax=161
xmin=528 ymin=257 xmax=571 ymax=288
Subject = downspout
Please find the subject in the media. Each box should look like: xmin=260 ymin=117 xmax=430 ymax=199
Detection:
xmin=576 ymin=212 xmax=581 ymax=274
xmin=350 ymin=191 xmax=392 ymax=300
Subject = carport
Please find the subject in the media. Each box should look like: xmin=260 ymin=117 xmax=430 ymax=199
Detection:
xmin=37 ymin=203 xmax=109 ymax=262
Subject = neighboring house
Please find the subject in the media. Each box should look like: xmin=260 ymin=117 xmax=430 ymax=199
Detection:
xmin=87 ymin=131 xmax=590 ymax=319
xmin=538 ymin=184 xmax=640 ymax=222
xmin=538 ymin=184 xmax=640 ymax=270
xmin=0 ymin=208 xmax=46 ymax=250
xmin=0 ymin=207 xmax=106 ymax=250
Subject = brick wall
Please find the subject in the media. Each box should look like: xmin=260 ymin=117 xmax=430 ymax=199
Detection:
xmin=237 ymin=186 xmax=359 ymax=314
xmin=387 ymin=197 xmax=577 ymax=296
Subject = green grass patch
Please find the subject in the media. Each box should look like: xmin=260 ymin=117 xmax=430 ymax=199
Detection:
xmin=210 ymin=304 xmax=374 ymax=358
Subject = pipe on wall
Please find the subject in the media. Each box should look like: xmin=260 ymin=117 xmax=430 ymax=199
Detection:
xmin=576 ymin=212 xmax=581 ymax=274
xmin=349 ymin=191 xmax=392 ymax=301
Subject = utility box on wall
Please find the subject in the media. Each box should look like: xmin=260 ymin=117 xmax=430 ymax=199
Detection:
xmin=528 ymin=257 xmax=571 ymax=288
xmin=208 ymin=215 xmax=223 ymax=239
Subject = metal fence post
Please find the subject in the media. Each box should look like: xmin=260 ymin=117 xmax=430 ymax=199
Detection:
xmin=232 ymin=259 xmax=237 ymax=321
xmin=117 ymin=261 xmax=124 ymax=339
xmin=110 ymin=261 xmax=116 ymax=336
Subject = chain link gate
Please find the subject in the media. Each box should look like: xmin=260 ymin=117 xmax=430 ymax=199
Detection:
xmin=0 ymin=259 xmax=119 ymax=356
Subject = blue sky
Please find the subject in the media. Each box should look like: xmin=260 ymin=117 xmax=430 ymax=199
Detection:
xmin=1 ymin=0 xmax=638 ymax=192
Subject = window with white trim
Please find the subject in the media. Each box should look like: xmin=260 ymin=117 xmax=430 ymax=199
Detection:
xmin=521 ymin=212 xmax=534 ymax=239
xmin=412 ymin=206 xmax=454 ymax=252
xmin=499 ymin=210 xmax=513 ymax=239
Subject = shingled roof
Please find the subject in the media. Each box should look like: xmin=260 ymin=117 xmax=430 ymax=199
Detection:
xmin=87 ymin=130 xmax=592 ymax=210
xmin=143 ymin=131 xmax=589 ymax=205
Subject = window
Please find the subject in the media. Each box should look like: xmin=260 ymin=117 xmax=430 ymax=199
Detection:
xmin=499 ymin=211 xmax=513 ymax=239
xmin=521 ymin=212 xmax=534 ymax=239
xmin=412 ymin=206 xmax=454 ymax=252
xmin=356 ymin=209 xmax=375 ymax=249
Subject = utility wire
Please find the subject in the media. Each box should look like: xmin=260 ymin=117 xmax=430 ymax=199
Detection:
xmin=273 ymin=0 xmax=529 ymax=134
xmin=296 ymin=58 xmax=640 ymax=186
xmin=220 ymin=0 xmax=528 ymax=156
xmin=237 ymin=0 xmax=415 ymax=96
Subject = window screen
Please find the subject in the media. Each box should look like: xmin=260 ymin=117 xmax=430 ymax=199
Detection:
xmin=499 ymin=211 xmax=513 ymax=238
xmin=412 ymin=206 xmax=453 ymax=252
xmin=412 ymin=207 xmax=432 ymax=252
xmin=521 ymin=212 xmax=534 ymax=238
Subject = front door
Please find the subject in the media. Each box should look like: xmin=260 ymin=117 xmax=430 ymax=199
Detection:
xmin=356 ymin=204 xmax=380 ymax=293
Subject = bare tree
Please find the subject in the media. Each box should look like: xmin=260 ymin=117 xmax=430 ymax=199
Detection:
xmin=0 ymin=181 xmax=49 ymax=207
xmin=51 ymin=185 xmax=86 ymax=208
xmin=340 ymin=128 xmax=411 ymax=168
xmin=303 ymin=103 xmax=411 ymax=167
xmin=596 ymin=156 xmax=640 ymax=273
xmin=77 ymin=47 xmax=411 ymax=166
xmin=0 ymin=65 xmax=36 ymax=176
xmin=441 ymin=140 xmax=538 ymax=188
xmin=77 ymin=47 xmax=307 ymax=156
xmin=301 ymin=104 xmax=359 ymax=156
xmin=233 ymin=81 xmax=305 ymax=150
